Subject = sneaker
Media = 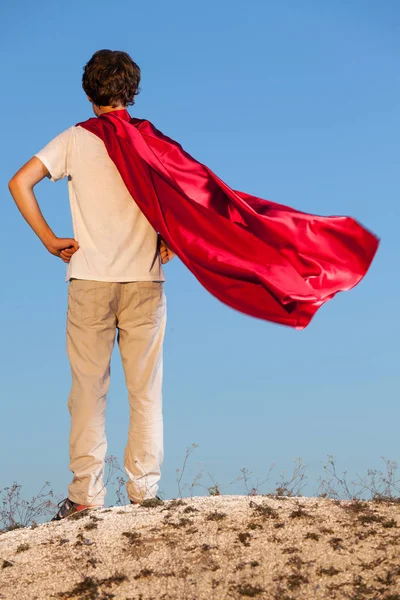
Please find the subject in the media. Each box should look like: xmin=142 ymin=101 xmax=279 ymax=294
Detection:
xmin=130 ymin=495 xmax=163 ymax=505
xmin=51 ymin=497 xmax=102 ymax=521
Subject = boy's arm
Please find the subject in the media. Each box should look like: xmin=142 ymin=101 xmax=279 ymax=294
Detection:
xmin=8 ymin=157 xmax=79 ymax=263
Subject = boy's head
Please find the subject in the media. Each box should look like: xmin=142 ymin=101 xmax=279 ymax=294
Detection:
xmin=82 ymin=49 xmax=141 ymax=115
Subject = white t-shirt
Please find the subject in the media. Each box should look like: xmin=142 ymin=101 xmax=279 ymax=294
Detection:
xmin=35 ymin=125 xmax=165 ymax=283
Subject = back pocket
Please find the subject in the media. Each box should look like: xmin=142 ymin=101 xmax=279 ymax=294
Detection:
xmin=137 ymin=281 xmax=166 ymax=326
xmin=68 ymin=279 xmax=111 ymax=323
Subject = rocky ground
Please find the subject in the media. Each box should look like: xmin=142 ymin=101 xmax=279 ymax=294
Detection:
xmin=0 ymin=494 xmax=399 ymax=599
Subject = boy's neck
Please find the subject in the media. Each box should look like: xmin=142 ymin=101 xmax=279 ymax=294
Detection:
xmin=99 ymin=105 xmax=126 ymax=114
xmin=93 ymin=103 xmax=127 ymax=117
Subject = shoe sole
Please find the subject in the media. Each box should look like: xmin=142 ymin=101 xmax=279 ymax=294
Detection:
xmin=51 ymin=505 xmax=102 ymax=522
xmin=130 ymin=496 xmax=163 ymax=505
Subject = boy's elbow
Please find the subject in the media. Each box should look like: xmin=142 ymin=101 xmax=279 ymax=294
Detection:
xmin=8 ymin=173 xmax=27 ymax=193
xmin=8 ymin=173 xmax=20 ymax=190
xmin=9 ymin=157 xmax=48 ymax=191
xmin=8 ymin=176 xmax=17 ymax=192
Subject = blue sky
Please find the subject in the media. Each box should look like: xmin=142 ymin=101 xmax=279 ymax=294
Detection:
xmin=1 ymin=0 xmax=399 ymax=517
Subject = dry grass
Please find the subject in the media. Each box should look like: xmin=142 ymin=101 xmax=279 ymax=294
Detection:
xmin=0 ymin=449 xmax=399 ymax=599
xmin=1 ymin=493 xmax=400 ymax=599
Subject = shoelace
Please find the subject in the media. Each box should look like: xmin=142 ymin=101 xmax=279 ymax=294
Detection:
xmin=56 ymin=497 xmax=70 ymax=509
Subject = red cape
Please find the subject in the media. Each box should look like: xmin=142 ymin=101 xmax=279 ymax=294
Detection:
xmin=76 ymin=109 xmax=379 ymax=329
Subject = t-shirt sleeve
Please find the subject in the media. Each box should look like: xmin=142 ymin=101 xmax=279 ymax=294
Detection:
xmin=34 ymin=126 xmax=74 ymax=182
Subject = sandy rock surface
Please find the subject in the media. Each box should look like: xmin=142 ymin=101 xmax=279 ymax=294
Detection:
xmin=0 ymin=494 xmax=399 ymax=599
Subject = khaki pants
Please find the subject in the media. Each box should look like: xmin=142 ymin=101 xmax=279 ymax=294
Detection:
xmin=66 ymin=278 xmax=166 ymax=506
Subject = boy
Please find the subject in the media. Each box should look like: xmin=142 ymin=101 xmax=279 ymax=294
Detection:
xmin=8 ymin=49 xmax=174 ymax=520
xmin=8 ymin=49 xmax=379 ymax=520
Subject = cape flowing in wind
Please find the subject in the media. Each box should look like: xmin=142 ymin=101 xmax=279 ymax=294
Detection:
xmin=76 ymin=109 xmax=379 ymax=329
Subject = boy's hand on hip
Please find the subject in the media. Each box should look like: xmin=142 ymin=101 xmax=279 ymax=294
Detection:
xmin=46 ymin=237 xmax=80 ymax=263
xmin=158 ymin=235 xmax=175 ymax=264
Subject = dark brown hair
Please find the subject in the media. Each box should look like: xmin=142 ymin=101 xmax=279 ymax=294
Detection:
xmin=82 ymin=49 xmax=141 ymax=108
